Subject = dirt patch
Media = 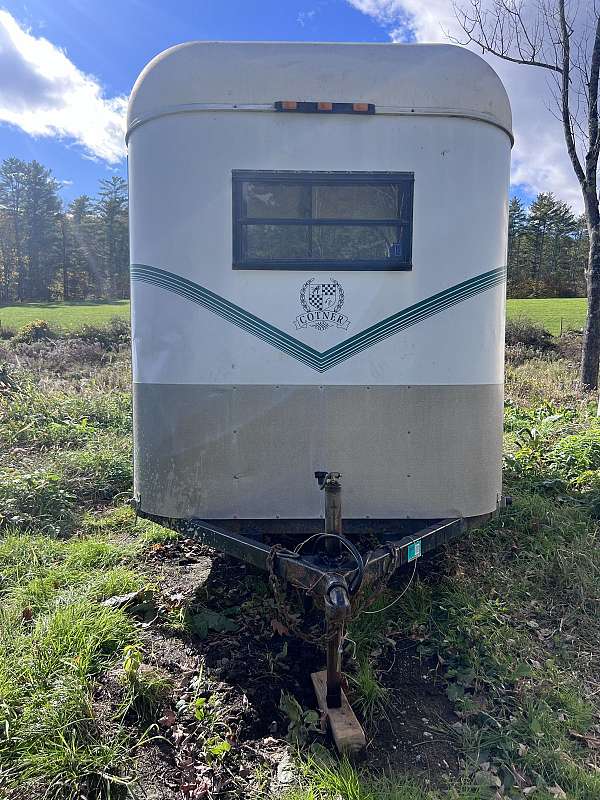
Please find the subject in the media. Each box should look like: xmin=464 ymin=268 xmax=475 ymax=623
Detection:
xmin=363 ymin=640 xmax=461 ymax=788
xmin=131 ymin=743 xmax=180 ymax=800
xmin=143 ymin=537 xmax=213 ymax=600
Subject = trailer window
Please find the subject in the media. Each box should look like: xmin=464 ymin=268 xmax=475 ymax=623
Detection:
xmin=232 ymin=171 xmax=413 ymax=270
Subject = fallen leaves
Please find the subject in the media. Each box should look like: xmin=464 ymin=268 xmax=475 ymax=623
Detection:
xmin=271 ymin=618 xmax=289 ymax=636
xmin=158 ymin=709 xmax=177 ymax=729
xmin=569 ymin=728 xmax=600 ymax=749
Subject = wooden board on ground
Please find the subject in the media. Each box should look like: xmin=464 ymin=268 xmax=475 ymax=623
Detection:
xmin=311 ymin=670 xmax=366 ymax=755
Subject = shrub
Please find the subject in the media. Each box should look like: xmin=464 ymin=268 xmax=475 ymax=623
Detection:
xmin=12 ymin=319 xmax=56 ymax=345
xmin=0 ymin=324 xmax=15 ymax=340
xmin=9 ymin=339 xmax=113 ymax=381
xmin=69 ymin=317 xmax=130 ymax=351
xmin=505 ymin=316 xmax=556 ymax=351
xmin=505 ymin=343 xmax=559 ymax=367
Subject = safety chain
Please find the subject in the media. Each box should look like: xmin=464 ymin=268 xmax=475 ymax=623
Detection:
xmin=266 ymin=540 xmax=402 ymax=647
xmin=266 ymin=544 xmax=344 ymax=648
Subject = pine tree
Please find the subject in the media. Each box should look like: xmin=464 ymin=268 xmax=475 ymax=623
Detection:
xmin=95 ymin=176 xmax=129 ymax=298
xmin=507 ymin=197 xmax=528 ymax=295
xmin=0 ymin=158 xmax=28 ymax=301
xmin=23 ymin=161 xmax=61 ymax=301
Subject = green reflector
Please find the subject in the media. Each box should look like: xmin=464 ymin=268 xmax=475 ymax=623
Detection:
xmin=407 ymin=540 xmax=422 ymax=562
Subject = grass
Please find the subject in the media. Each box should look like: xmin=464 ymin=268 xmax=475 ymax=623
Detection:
xmin=0 ymin=300 xmax=129 ymax=331
xmin=506 ymin=297 xmax=586 ymax=335
xmin=0 ymin=296 xmax=586 ymax=337
xmin=0 ymin=530 xmax=147 ymax=798
xmin=2 ymin=317 xmax=600 ymax=799
xmin=285 ymin=755 xmax=450 ymax=799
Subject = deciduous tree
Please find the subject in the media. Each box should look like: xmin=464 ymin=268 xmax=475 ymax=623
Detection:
xmin=453 ymin=0 xmax=600 ymax=387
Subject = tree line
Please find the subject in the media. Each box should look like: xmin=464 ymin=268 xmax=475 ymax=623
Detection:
xmin=508 ymin=193 xmax=588 ymax=298
xmin=0 ymin=156 xmax=592 ymax=304
xmin=0 ymin=157 xmax=129 ymax=303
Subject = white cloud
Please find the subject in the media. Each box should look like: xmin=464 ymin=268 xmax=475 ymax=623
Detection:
xmin=346 ymin=0 xmax=585 ymax=211
xmin=0 ymin=10 xmax=126 ymax=163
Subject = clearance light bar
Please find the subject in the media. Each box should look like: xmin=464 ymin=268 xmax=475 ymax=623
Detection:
xmin=275 ymin=100 xmax=375 ymax=114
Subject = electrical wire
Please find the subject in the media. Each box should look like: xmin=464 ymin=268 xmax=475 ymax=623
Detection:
xmin=360 ymin=553 xmax=418 ymax=615
xmin=293 ymin=531 xmax=364 ymax=594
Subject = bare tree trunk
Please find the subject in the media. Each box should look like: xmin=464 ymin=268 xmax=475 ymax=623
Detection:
xmin=581 ymin=216 xmax=600 ymax=387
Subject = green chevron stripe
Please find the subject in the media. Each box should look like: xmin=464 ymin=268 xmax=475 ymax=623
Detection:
xmin=131 ymin=265 xmax=321 ymax=367
xmin=131 ymin=270 xmax=320 ymax=369
xmin=132 ymin=266 xmax=503 ymax=369
xmin=131 ymin=264 xmax=505 ymax=372
xmin=323 ymin=275 xmax=505 ymax=369
xmin=319 ymin=269 xmax=503 ymax=365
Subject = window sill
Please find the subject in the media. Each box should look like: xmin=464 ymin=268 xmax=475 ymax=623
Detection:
xmin=232 ymin=260 xmax=413 ymax=271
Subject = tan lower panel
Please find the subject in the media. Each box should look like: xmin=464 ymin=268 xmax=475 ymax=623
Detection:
xmin=133 ymin=383 xmax=503 ymax=520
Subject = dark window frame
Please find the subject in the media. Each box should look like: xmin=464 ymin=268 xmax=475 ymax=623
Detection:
xmin=232 ymin=170 xmax=414 ymax=271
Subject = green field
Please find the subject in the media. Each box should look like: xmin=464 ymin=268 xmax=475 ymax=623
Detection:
xmin=0 ymin=300 xmax=130 ymax=331
xmin=506 ymin=297 xmax=586 ymax=335
xmin=0 ymin=297 xmax=588 ymax=336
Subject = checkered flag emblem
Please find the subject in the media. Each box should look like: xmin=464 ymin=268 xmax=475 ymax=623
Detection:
xmin=309 ymin=285 xmax=322 ymax=309
xmin=309 ymin=283 xmax=337 ymax=311
xmin=297 ymin=277 xmax=348 ymax=332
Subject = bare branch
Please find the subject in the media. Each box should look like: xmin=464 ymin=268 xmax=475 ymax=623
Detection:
xmin=451 ymin=0 xmax=563 ymax=72
xmin=558 ymin=0 xmax=587 ymax=186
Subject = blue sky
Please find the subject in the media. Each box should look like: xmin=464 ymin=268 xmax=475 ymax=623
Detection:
xmin=0 ymin=1 xmax=577 ymax=210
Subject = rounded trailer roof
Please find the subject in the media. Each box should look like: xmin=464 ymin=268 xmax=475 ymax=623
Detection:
xmin=127 ymin=41 xmax=512 ymax=143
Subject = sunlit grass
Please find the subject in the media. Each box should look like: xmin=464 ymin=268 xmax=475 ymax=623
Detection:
xmin=0 ymin=300 xmax=129 ymax=331
xmin=506 ymin=297 xmax=586 ymax=335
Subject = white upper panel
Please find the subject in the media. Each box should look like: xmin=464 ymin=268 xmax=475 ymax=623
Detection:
xmin=127 ymin=41 xmax=512 ymax=139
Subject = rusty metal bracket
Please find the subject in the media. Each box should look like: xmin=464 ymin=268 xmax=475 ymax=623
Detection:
xmin=134 ymin=508 xmax=465 ymax=603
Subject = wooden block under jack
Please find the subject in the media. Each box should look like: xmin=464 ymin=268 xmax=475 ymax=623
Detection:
xmin=311 ymin=670 xmax=366 ymax=754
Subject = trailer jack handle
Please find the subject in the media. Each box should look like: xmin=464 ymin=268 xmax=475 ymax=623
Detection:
xmin=323 ymin=576 xmax=351 ymax=708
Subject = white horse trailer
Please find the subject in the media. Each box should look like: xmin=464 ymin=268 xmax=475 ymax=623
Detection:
xmin=127 ymin=41 xmax=511 ymax=742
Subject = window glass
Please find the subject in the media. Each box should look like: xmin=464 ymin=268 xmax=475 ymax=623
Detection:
xmin=243 ymin=182 xmax=310 ymax=219
xmin=245 ymin=224 xmax=310 ymax=259
xmin=312 ymin=226 xmax=400 ymax=259
xmin=233 ymin=172 xmax=413 ymax=269
xmin=312 ymin=184 xmax=399 ymax=220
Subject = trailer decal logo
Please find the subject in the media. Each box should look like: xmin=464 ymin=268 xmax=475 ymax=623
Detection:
xmin=295 ymin=278 xmax=351 ymax=332
xmin=131 ymin=264 xmax=506 ymax=372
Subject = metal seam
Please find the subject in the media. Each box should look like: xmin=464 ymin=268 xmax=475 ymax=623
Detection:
xmin=125 ymin=103 xmax=513 ymax=144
